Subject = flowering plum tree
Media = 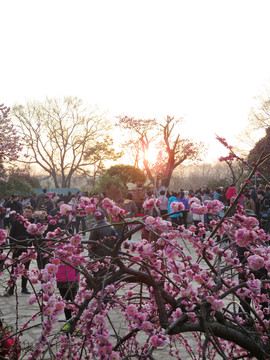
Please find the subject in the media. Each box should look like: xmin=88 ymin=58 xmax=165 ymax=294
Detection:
xmin=0 ymin=104 xmax=22 ymax=175
xmin=117 ymin=115 xmax=203 ymax=190
xmin=1 ymin=142 xmax=270 ymax=359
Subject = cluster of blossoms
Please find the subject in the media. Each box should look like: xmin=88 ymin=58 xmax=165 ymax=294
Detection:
xmin=124 ymin=303 xmax=168 ymax=348
xmin=219 ymin=153 xmax=235 ymax=162
xmin=215 ymin=135 xmax=233 ymax=150
xmin=0 ymin=104 xmax=23 ymax=164
xmin=189 ymin=198 xmax=224 ymax=216
xmin=235 ymin=228 xmax=258 ymax=247
xmin=26 ymin=222 xmax=48 ymax=236
xmin=190 ymin=202 xmax=208 ymax=215
xmin=59 ymin=196 xmax=100 ymax=219
xmin=28 ymin=263 xmax=67 ymax=359
xmin=204 ymin=199 xmax=224 ymax=214
xmin=77 ymin=196 xmax=98 ymax=216
xmin=0 ymin=228 xmax=7 ymax=246
xmin=170 ymin=201 xmax=185 ymax=213
xmin=102 ymin=197 xmax=127 ymax=221
xmin=142 ymin=197 xmax=160 ymax=211
xmin=145 ymin=216 xmax=172 ymax=231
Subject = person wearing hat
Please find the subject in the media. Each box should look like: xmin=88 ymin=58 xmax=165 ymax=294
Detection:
xmin=89 ymin=210 xmax=117 ymax=258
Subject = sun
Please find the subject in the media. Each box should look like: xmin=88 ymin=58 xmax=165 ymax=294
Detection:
xmin=143 ymin=146 xmax=163 ymax=166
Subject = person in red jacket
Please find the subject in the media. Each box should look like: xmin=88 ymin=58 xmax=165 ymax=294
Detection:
xmin=225 ymin=184 xmax=236 ymax=205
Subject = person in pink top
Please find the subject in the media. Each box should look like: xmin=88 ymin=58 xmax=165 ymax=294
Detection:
xmin=56 ymin=261 xmax=79 ymax=320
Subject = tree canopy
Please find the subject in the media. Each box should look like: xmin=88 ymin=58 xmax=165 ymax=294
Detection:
xmin=0 ymin=172 xmax=35 ymax=198
xmin=106 ymin=164 xmax=146 ymax=187
xmin=12 ymin=97 xmax=122 ymax=188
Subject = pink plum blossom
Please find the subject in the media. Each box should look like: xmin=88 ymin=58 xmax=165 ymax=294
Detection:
xmin=0 ymin=229 xmax=7 ymax=245
xmin=247 ymin=255 xmax=265 ymax=271
xmin=211 ymin=299 xmax=224 ymax=311
xmin=142 ymin=198 xmax=156 ymax=210
xmin=60 ymin=204 xmax=72 ymax=215
xmin=27 ymin=223 xmax=48 ymax=235
xmin=70 ymin=234 xmax=82 ymax=246
xmin=45 ymin=263 xmax=58 ymax=275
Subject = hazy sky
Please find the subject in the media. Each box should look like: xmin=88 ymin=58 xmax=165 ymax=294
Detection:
xmin=2 ymin=0 xmax=270 ymax=162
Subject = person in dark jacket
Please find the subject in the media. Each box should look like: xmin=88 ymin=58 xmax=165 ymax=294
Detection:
xmin=258 ymin=190 xmax=270 ymax=233
xmin=5 ymin=205 xmax=34 ymax=296
xmin=250 ymin=186 xmax=260 ymax=217
xmin=89 ymin=210 xmax=117 ymax=258
xmin=40 ymin=196 xmax=53 ymax=213
xmin=4 ymin=195 xmax=22 ymax=224
xmin=36 ymin=189 xmax=47 ymax=209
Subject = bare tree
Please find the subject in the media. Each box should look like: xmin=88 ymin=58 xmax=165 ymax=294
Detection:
xmin=237 ymin=87 xmax=270 ymax=152
xmin=249 ymin=89 xmax=270 ymax=130
xmin=12 ymin=97 xmax=122 ymax=188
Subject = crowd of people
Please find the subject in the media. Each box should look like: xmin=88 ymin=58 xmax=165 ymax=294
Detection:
xmin=131 ymin=183 xmax=270 ymax=234
xmin=0 ymin=190 xmax=88 ymax=234
xmin=158 ymin=184 xmax=270 ymax=234
xmin=1 ymin=183 xmax=270 ymax=235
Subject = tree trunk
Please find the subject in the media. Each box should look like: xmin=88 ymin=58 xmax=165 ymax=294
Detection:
xmin=52 ymin=173 xmax=59 ymax=188
xmin=161 ymin=160 xmax=174 ymax=188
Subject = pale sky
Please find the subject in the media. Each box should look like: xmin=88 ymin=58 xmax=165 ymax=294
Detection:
xmin=1 ymin=0 xmax=270 ymax=163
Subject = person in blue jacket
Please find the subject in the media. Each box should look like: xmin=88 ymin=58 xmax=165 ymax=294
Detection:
xmin=168 ymin=192 xmax=182 ymax=226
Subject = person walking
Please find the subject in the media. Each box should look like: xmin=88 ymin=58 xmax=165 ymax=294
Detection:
xmin=56 ymin=263 xmax=79 ymax=320
xmin=5 ymin=205 xmax=34 ymax=296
